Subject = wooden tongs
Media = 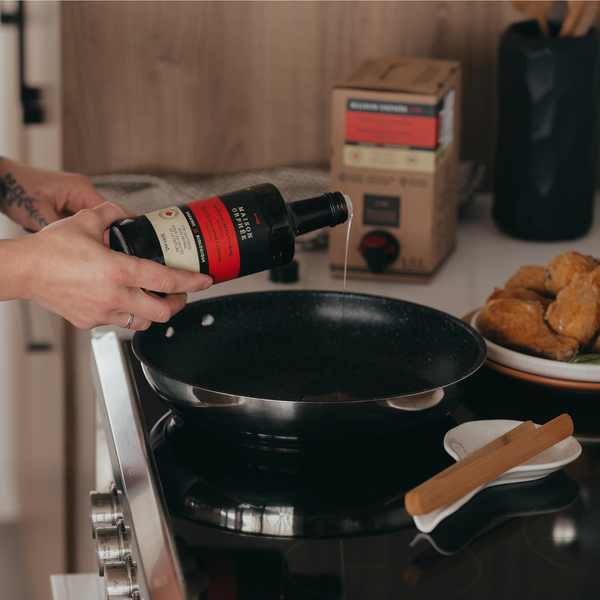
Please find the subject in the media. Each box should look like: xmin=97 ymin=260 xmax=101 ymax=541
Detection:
xmin=404 ymin=414 xmax=573 ymax=517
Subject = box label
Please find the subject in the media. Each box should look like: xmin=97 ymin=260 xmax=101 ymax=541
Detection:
xmin=343 ymin=145 xmax=437 ymax=173
xmin=345 ymin=99 xmax=439 ymax=148
xmin=343 ymin=89 xmax=455 ymax=173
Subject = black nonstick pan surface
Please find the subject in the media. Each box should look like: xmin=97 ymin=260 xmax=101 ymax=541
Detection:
xmin=133 ymin=291 xmax=486 ymax=450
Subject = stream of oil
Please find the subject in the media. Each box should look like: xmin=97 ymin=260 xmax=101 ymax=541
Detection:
xmin=332 ymin=195 xmax=355 ymax=402
xmin=341 ymin=195 xmax=354 ymax=329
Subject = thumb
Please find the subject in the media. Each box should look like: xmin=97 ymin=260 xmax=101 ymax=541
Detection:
xmin=92 ymin=201 xmax=137 ymax=228
xmin=90 ymin=201 xmax=137 ymax=248
xmin=69 ymin=201 xmax=137 ymax=245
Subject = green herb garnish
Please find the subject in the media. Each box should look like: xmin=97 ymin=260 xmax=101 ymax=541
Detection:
xmin=568 ymin=354 xmax=600 ymax=365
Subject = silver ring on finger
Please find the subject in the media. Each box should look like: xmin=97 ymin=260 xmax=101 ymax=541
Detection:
xmin=122 ymin=314 xmax=134 ymax=329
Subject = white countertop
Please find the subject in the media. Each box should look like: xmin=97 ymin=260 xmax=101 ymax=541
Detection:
xmin=187 ymin=193 xmax=600 ymax=320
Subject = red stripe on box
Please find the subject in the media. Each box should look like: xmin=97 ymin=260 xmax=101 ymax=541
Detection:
xmin=345 ymin=111 xmax=439 ymax=149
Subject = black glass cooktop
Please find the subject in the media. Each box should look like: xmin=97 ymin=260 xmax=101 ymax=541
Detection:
xmin=125 ymin=342 xmax=600 ymax=600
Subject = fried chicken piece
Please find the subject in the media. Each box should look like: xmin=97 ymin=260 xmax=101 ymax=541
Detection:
xmin=543 ymin=251 xmax=598 ymax=296
xmin=546 ymin=266 xmax=600 ymax=345
xmin=504 ymin=266 xmax=548 ymax=296
xmin=487 ymin=286 xmax=553 ymax=310
xmin=477 ymin=298 xmax=579 ymax=362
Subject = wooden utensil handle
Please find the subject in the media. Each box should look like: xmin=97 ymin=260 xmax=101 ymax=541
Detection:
xmin=432 ymin=420 xmax=535 ymax=481
xmin=405 ymin=414 xmax=573 ymax=516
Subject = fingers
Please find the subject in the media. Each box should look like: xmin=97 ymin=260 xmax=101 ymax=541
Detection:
xmin=127 ymin=256 xmax=213 ymax=295
xmin=119 ymin=291 xmax=189 ymax=330
xmin=119 ymin=313 xmax=135 ymax=330
xmin=65 ymin=174 xmax=110 ymax=211
xmin=90 ymin=205 xmax=213 ymax=295
xmin=117 ymin=312 xmax=152 ymax=332
xmin=108 ymin=259 xmax=212 ymax=330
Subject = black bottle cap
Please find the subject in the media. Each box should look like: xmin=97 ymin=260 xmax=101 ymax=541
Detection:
xmin=269 ymin=260 xmax=299 ymax=283
xmin=323 ymin=191 xmax=351 ymax=226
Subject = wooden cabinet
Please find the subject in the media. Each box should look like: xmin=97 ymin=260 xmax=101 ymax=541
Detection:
xmin=62 ymin=1 xmax=541 ymax=185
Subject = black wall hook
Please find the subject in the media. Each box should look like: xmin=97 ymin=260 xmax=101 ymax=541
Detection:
xmin=1 ymin=1 xmax=44 ymax=125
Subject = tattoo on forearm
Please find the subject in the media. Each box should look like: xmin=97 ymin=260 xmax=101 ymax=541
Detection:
xmin=0 ymin=170 xmax=48 ymax=227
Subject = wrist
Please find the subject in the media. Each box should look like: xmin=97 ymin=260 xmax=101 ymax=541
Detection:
xmin=0 ymin=158 xmax=52 ymax=230
xmin=0 ymin=157 xmax=24 ymax=215
xmin=0 ymin=237 xmax=30 ymax=301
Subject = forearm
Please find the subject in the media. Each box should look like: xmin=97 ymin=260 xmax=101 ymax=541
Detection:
xmin=0 ymin=157 xmax=49 ymax=229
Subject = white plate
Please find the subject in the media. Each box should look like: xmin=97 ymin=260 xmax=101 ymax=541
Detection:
xmin=413 ymin=419 xmax=582 ymax=533
xmin=471 ymin=310 xmax=600 ymax=383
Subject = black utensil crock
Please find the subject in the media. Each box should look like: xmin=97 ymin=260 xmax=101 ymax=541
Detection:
xmin=493 ymin=20 xmax=600 ymax=241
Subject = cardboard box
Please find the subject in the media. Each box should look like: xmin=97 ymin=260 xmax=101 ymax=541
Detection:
xmin=329 ymin=57 xmax=462 ymax=282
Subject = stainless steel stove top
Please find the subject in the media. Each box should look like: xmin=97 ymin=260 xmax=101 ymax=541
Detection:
xmin=88 ymin=328 xmax=600 ymax=600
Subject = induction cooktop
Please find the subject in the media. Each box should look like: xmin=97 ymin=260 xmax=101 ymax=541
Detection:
xmin=93 ymin=335 xmax=600 ymax=600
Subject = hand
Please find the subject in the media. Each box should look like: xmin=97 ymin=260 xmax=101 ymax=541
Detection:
xmin=0 ymin=157 xmax=106 ymax=232
xmin=0 ymin=201 xmax=213 ymax=330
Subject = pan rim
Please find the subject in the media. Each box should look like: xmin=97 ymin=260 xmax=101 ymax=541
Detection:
xmin=132 ymin=290 xmax=488 ymax=406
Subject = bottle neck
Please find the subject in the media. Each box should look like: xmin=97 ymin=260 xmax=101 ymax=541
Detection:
xmin=287 ymin=192 xmax=349 ymax=236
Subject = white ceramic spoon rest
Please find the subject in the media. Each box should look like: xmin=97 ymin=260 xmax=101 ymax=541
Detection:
xmin=413 ymin=419 xmax=582 ymax=533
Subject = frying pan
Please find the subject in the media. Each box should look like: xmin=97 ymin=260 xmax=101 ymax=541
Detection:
xmin=133 ymin=291 xmax=486 ymax=451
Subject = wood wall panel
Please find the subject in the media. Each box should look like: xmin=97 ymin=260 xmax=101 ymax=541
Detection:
xmin=61 ymin=1 xmax=577 ymax=186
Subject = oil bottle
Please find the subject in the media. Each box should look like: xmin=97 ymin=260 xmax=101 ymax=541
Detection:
xmin=109 ymin=183 xmax=351 ymax=284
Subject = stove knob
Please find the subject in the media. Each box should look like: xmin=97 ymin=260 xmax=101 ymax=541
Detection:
xmin=90 ymin=491 xmax=112 ymax=531
xmin=90 ymin=483 xmax=123 ymax=538
xmin=104 ymin=555 xmax=139 ymax=600
xmin=96 ymin=521 xmax=132 ymax=576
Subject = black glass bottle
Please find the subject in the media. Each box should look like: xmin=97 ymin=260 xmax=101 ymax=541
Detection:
xmin=109 ymin=183 xmax=350 ymax=284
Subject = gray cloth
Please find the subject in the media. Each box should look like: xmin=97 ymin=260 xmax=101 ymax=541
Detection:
xmin=91 ymin=167 xmax=333 ymax=251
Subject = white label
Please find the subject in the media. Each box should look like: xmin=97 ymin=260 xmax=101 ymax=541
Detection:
xmin=145 ymin=206 xmax=200 ymax=272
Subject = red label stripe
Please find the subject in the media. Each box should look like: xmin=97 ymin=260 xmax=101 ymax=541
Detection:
xmin=187 ymin=197 xmax=241 ymax=283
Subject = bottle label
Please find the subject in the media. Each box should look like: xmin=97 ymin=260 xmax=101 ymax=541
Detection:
xmin=145 ymin=190 xmax=270 ymax=283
